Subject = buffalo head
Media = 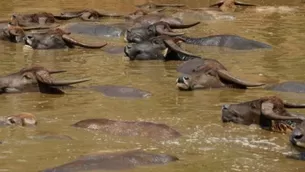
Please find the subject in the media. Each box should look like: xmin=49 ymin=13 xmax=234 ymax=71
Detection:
xmin=0 ymin=112 xmax=37 ymax=127
xmin=10 ymin=12 xmax=56 ymax=27
xmin=124 ymin=36 xmax=199 ymax=60
xmin=209 ymin=0 xmax=256 ymax=12
xmin=176 ymin=58 xmax=264 ymax=90
xmin=125 ymin=21 xmax=200 ymax=43
xmin=24 ymin=28 xmax=107 ymax=49
xmin=0 ymin=65 xmax=89 ymax=94
xmin=290 ymin=121 xmax=305 ymax=151
xmin=0 ymin=24 xmax=25 ymax=43
xmin=222 ymin=96 xmax=305 ymax=132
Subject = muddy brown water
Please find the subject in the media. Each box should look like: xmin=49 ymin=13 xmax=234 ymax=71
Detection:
xmin=0 ymin=0 xmax=305 ymax=171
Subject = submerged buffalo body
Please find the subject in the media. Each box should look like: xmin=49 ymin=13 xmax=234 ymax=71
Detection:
xmin=222 ymin=96 xmax=305 ymax=132
xmin=267 ymin=81 xmax=305 ymax=93
xmin=72 ymin=118 xmax=181 ymax=140
xmin=181 ymin=35 xmax=271 ymax=50
xmin=0 ymin=66 xmax=89 ymax=94
xmin=61 ymin=22 xmax=127 ymax=38
xmin=42 ymin=150 xmax=178 ymax=172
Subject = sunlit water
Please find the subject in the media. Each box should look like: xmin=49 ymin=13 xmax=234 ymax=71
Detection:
xmin=0 ymin=0 xmax=305 ymax=171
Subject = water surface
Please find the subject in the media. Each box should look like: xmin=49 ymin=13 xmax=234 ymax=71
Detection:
xmin=0 ymin=0 xmax=305 ymax=171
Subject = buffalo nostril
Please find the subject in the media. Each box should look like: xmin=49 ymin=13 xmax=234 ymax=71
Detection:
xmin=177 ymin=77 xmax=185 ymax=83
xmin=27 ymin=35 xmax=33 ymax=39
xmin=183 ymin=76 xmax=189 ymax=80
xmin=294 ymin=133 xmax=303 ymax=140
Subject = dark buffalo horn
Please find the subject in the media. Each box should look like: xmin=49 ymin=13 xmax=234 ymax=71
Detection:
xmin=234 ymin=1 xmax=256 ymax=6
xmin=168 ymin=21 xmax=200 ymax=29
xmin=217 ymin=69 xmax=265 ymax=87
xmin=62 ymin=34 xmax=107 ymax=49
xmin=261 ymin=102 xmax=305 ymax=121
xmin=209 ymin=1 xmax=225 ymax=7
xmin=49 ymin=70 xmax=67 ymax=74
xmin=46 ymin=78 xmax=90 ymax=86
xmin=156 ymin=25 xmax=184 ymax=36
xmin=284 ymin=102 xmax=305 ymax=108
xmin=163 ymin=39 xmax=197 ymax=57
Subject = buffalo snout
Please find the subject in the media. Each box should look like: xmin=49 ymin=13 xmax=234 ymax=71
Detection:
xmin=176 ymin=76 xmax=191 ymax=90
xmin=290 ymin=121 xmax=305 ymax=149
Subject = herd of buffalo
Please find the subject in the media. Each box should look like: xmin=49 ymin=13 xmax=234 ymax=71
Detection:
xmin=0 ymin=0 xmax=305 ymax=171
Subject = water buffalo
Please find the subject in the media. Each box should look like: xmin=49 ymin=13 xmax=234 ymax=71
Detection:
xmin=42 ymin=150 xmax=178 ymax=172
xmin=209 ymin=0 xmax=256 ymax=12
xmin=221 ymin=96 xmax=305 ymax=132
xmin=125 ymin=21 xmax=199 ymax=43
xmin=125 ymin=22 xmax=271 ymax=50
xmin=267 ymin=81 xmax=305 ymax=93
xmin=290 ymin=121 xmax=305 ymax=152
xmin=176 ymin=58 xmax=264 ymax=90
xmin=53 ymin=9 xmax=124 ymax=21
xmin=24 ymin=28 xmax=107 ymax=49
xmin=72 ymin=118 xmax=181 ymax=141
xmin=124 ymin=36 xmax=200 ymax=60
xmin=0 ymin=112 xmax=37 ymax=127
xmin=0 ymin=65 xmax=89 ymax=94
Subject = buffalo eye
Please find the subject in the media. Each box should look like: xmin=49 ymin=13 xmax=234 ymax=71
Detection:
xmin=183 ymin=76 xmax=189 ymax=80
xmin=23 ymin=73 xmax=32 ymax=79
xmin=7 ymin=117 xmax=16 ymax=124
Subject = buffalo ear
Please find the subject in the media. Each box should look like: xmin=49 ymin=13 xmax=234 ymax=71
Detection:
xmin=217 ymin=69 xmax=265 ymax=88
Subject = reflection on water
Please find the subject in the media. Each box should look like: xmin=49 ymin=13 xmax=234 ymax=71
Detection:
xmin=0 ymin=0 xmax=305 ymax=172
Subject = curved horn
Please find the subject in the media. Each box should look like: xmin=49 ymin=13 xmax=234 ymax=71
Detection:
xmin=35 ymin=70 xmax=90 ymax=86
xmin=156 ymin=25 xmax=184 ymax=36
xmin=163 ymin=39 xmax=197 ymax=57
xmin=234 ymin=1 xmax=256 ymax=6
xmin=46 ymin=78 xmax=90 ymax=86
xmin=284 ymin=102 xmax=305 ymax=108
xmin=261 ymin=102 xmax=305 ymax=121
xmin=62 ymin=34 xmax=107 ymax=49
xmin=217 ymin=69 xmax=265 ymax=87
xmin=209 ymin=1 xmax=225 ymax=7
xmin=49 ymin=70 xmax=67 ymax=74
xmin=168 ymin=21 xmax=200 ymax=29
